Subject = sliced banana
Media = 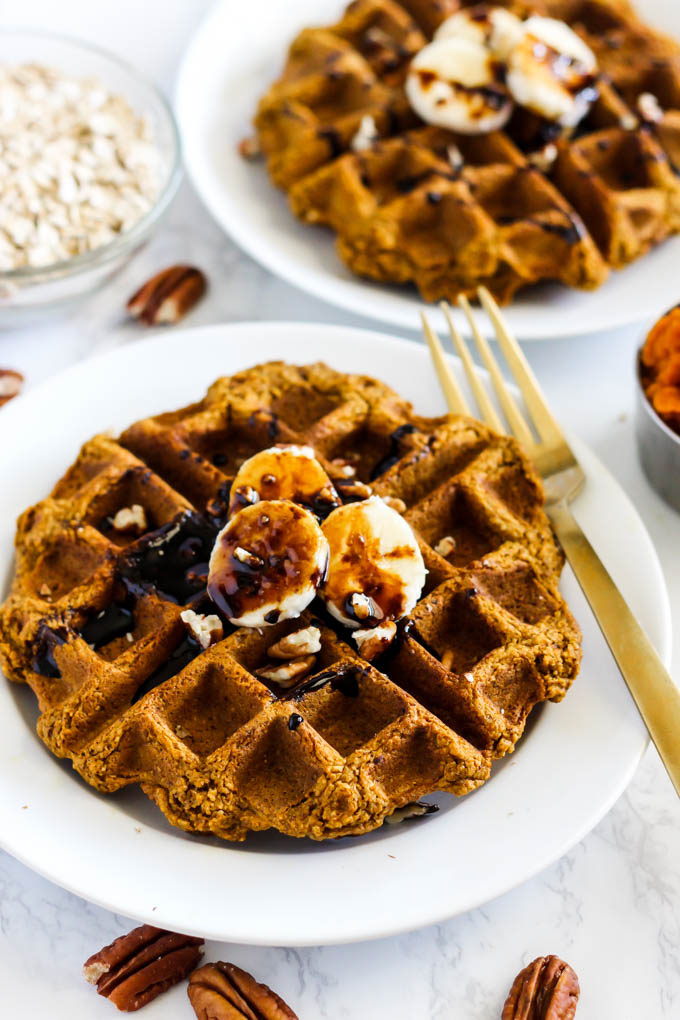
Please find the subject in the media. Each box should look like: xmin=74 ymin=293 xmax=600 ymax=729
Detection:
xmin=406 ymin=36 xmax=513 ymax=135
xmin=435 ymin=5 xmax=524 ymax=61
xmin=207 ymin=499 xmax=329 ymax=627
xmin=229 ymin=445 xmax=340 ymax=519
xmin=320 ymin=495 xmax=426 ymax=630
xmin=506 ymin=16 xmax=598 ymax=127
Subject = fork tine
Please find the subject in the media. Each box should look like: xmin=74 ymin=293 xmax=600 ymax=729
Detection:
xmin=457 ymin=294 xmax=536 ymax=450
xmin=440 ymin=302 xmax=504 ymax=433
xmin=477 ymin=287 xmax=564 ymax=447
xmin=421 ymin=311 xmax=470 ymax=415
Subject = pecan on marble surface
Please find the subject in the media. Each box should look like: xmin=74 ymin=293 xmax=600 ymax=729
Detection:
xmin=127 ymin=265 xmax=206 ymax=325
xmin=502 ymin=955 xmax=580 ymax=1020
xmin=188 ymin=961 xmax=299 ymax=1020
xmin=83 ymin=923 xmax=204 ymax=1011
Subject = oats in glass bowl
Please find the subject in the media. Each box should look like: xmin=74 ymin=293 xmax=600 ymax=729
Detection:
xmin=0 ymin=31 xmax=181 ymax=320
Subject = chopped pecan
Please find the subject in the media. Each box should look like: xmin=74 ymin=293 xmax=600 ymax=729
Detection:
xmin=353 ymin=619 xmax=397 ymax=660
xmin=434 ymin=535 xmax=457 ymax=558
xmin=188 ymin=961 xmax=298 ymax=1020
xmin=334 ymin=477 xmax=372 ymax=503
xmin=180 ymin=609 xmax=224 ymax=650
xmin=384 ymin=801 xmax=439 ymax=825
xmin=0 ymin=368 xmax=24 ymax=408
xmin=382 ymin=495 xmax=407 ymax=514
xmin=268 ymin=625 xmax=321 ymax=659
xmin=256 ymin=654 xmax=316 ymax=686
xmin=112 ymin=504 xmax=147 ymax=534
xmin=83 ymin=923 xmax=204 ymax=1012
xmin=330 ymin=458 xmax=356 ymax=478
xmin=127 ymin=265 xmax=206 ymax=326
xmin=502 ymin=955 xmax=580 ymax=1020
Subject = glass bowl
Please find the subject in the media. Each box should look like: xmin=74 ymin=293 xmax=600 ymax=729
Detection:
xmin=0 ymin=30 xmax=182 ymax=323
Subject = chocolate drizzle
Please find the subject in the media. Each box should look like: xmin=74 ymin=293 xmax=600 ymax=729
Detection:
xmin=497 ymin=213 xmax=584 ymax=245
xmin=370 ymin=424 xmax=418 ymax=480
xmin=317 ymin=127 xmax=342 ymax=159
xmin=282 ymin=662 xmax=369 ymax=700
xmin=120 ymin=510 xmax=217 ymax=605
xmin=299 ymin=488 xmax=341 ymax=521
xmin=248 ymin=409 xmax=280 ymax=441
xmin=32 ymin=624 xmax=68 ymax=678
xmin=288 ymin=713 xmax=304 ymax=731
xmin=206 ymin=481 xmax=232 ymax=530
xmin=415 ymin=68 xmax=509 ymax=116
xmin=80 ymin=603 xmax=134 ymax=649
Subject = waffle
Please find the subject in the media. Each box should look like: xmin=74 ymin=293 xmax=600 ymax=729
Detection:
xmin=0 ymin=363 xmax=581 ymax=841
xmin=253 ymin=0 xmax=680 ymax=303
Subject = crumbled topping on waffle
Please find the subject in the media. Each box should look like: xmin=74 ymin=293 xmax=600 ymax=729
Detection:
xmin=351 ymin=114 xmax=380 ymax=152
xmin=268 ymin=626 xmax=321 ymax=659
xmin=112 ymin=504 xmax=147 ymax=533
xmin=435 ymin=535 xmax=457 ymax=558
xmin=180 ymin=609 xmax=224 ymax=651
xmin=353 ymin=620 xmax=397 ymax=660
xmin=385 ymin=801 xmax=439 ymax=825
xmin=256 ymin=654 xmax=317 ymax=686
xmin=637 ymin=91 xmax=664 ymax=124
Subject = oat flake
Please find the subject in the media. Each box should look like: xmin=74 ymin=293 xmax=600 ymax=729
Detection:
xmin=0 ymin=64 xmax=163 ymax=270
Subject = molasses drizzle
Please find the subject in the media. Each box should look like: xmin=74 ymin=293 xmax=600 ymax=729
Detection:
xmin=370 ymin=423 xmax=418 ymax=480
xmin=120 ymin=510 xmax=217 ymax=605
xmin=80 ymin=602 xmax=134 ymax=649
xmin=32 ymin=624 xmax=69 ymax=678
xmin=281 ymin=662 xmax=369 ymax=701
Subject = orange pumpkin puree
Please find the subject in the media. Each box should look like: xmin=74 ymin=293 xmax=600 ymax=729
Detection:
xmin=641 ymin=307 xmax=680 ymax=435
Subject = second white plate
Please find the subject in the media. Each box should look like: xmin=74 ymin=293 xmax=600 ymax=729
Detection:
xmin=176 ymin=0 xmax=680 ymax=341
xmin=0 ymin=323 xmax=671 ymax=944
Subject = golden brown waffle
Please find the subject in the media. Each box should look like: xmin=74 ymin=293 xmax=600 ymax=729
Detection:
xmin=0 ymin=362 xmax=581 ymax=841
xmin=253 ymin=0 xmax=680 ymax=303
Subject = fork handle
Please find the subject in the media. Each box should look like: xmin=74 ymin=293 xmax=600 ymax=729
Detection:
xmin=548 ymin=500 xmax=680 ymax=797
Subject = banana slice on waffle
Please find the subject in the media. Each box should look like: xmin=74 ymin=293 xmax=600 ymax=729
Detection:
xmin=320 ymin=495 xmax=426 ymax=636
xmin=507 ymin=16 xmax=598 ymax=127
xmin=435 ymin=5 xmax=524 ymax=60
xmin=208 ymin=499 xmax=329 ymax=627
xmin=406 ymin=35 xmax=513 ymax=134
xmin=228 ymin=444 xmax=340 ymax=518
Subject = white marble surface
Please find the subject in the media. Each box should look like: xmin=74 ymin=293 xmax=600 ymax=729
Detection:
xmin=1 ymin=1 xmax=679 ymax=1016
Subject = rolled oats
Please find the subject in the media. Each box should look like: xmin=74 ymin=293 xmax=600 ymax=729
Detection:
xmin=0 ymin=64 xmax=163 ymax=270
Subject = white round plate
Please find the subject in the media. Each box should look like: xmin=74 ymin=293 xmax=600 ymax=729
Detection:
xmin=176 ymin=0 xmax=680 ymax=341
xmin=0 ymin=323 xmax=671 ymax=945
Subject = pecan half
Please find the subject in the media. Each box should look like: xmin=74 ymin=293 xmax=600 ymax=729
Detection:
xmin=502 ymin=956 xmax=580 ymax=1020
xmin=127 ymin=265 xmax=206 ymax=326
xmin=0 ymin=369 xmax=24 ymax=408
xmin=83 ymin=923 xmax=204 ymax=1012
xmin=188 ymin=962 xmax=298 ymax=1020
xmin=334 ymin=477 xmax=373 ymax=503
xmin=256 ymin=654 xmax=316 ymax=686
xmin=384 ymin=801 xmax=439 ymax=825
xmin=268 ymin=625 xmax=321 ymax=659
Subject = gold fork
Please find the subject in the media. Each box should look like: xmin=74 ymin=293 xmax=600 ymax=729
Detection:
xmin=422 ymin=288 xmax=680 ymax=797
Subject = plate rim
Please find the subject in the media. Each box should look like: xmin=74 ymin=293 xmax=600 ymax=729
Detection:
xmin=175 ymin=0 xmax=680 ymax=342
xmin=0 ymin=320 xmax=672 ymax=945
